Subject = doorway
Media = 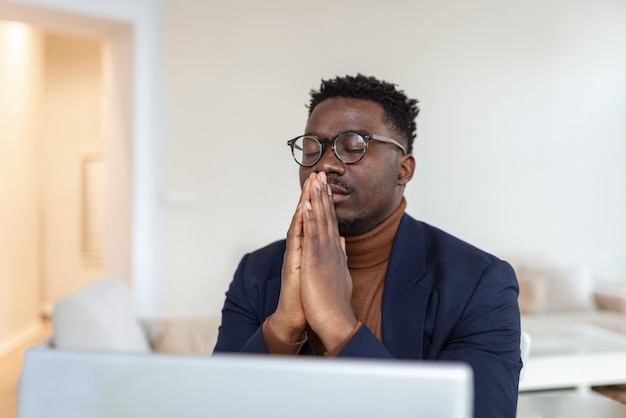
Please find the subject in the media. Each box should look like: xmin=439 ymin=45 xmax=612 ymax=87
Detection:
xmin=38 ymin=30 xmax=105 ymax=313
xmin=0 ymin=6 xmax=133 ymax=354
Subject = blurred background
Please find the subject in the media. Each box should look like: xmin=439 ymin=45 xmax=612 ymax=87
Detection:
xmin=1 ymin=0 xmax=625 ymax=351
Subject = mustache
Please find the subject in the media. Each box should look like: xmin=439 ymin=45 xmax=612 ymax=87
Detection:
xmin=326 ymin=176 xmax=354 ymax=193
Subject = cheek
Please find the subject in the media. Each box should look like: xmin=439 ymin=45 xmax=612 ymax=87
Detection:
xmin=368 ymin=162 xmax=401 ymax=195
xmin=299 ymin=168 xmax=310 ymax=187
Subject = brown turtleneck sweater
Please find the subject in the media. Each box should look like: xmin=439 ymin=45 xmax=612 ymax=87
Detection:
xmin=263 ymin=197 xmax=407 ymax=356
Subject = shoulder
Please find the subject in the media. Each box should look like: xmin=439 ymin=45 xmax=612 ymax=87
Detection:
xmin=394 ymin=214 xmax=516 ymax=290
xmin=237 ymin=239 xmax=286 ymax=274
xmin=398 ymin=213 xmax=504 ymax=267
xmin=245 ymin=239 xmax=286 ymax=260
xmin=228 ymin=240 xmax=285 ymax=317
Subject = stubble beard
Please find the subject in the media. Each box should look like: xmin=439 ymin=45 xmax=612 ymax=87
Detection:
xmin=337 ymin=215 xmax=368 ymax=237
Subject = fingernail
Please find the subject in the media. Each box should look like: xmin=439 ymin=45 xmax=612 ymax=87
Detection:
xmin=315 ymin=178 xmax=323 ymax=191
xmin=305 ymin=200 xmax=312 ymax=211
xmin=319 ymin=171 xmax=327 ymax=184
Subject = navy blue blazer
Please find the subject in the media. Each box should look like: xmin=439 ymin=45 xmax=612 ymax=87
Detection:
xmin=215 ymin=213 xmax=522 ymax=417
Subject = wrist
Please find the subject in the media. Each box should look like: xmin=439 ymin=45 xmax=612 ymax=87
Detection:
xmin=314 ymin=315 xmax=358 ymax=351
xmin=269 ymin=312 xmax=307 ymax=343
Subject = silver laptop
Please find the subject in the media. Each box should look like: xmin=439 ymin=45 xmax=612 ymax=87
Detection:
xmin=18 ymin=347 xmax=473 ymax=418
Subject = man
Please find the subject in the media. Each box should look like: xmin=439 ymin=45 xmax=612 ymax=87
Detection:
xmin=214 ymin=74 xmax=521 ymax=417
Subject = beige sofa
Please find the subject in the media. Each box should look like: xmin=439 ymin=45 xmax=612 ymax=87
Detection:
xmin=51 ymin=277 xmax=220 ymax=355
xmin=511 ymin=256 xmax=626 ymax=333
xmin=49 ymin=259 xmax=626 ymax=355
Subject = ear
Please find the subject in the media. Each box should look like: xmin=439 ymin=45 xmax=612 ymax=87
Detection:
xmin=398 ymin=154 xmax=415 ymax=186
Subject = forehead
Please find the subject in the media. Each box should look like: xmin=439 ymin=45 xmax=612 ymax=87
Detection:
xmin=305 ymin=97 xmax=388 ymax=136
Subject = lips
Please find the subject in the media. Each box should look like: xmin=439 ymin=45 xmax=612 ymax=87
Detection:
xmin=329 ymin=183 xmax=349 ymax=196
xmin=327 ymin=179 xmax=351 ymax=204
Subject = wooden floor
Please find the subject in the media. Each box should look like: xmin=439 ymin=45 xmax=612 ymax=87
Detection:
xmin=595 ymin=385 xmax=626 ymax=405
xmin=0 ymin=320 xmax=52 ymax=418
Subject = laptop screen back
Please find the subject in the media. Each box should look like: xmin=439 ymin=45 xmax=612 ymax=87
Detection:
xmin=18 ymin=348 xmax=473 ymax=418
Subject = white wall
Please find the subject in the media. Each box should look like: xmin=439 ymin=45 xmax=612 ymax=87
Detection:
xmin=1 ymin=0 xmax=624 ymax=322
xmin=0 ymin=21 xmax=43 ymax=350
xmin=161 ymin=0 xmax=626 ymax=317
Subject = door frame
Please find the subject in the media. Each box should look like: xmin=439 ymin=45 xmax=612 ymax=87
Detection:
xmin=0 ymin=0 xmax=165 ymax=319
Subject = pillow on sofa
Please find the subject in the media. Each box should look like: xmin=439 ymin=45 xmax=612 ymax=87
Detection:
xmin=517 ymin=268 xmax=549 ymax=314
xmin=515 ymin=262 xmax=596 ymax=314
xmin=543 ymin=263 xmax=595 ymax=312
xmin=52 ymin=278 xmax=150 ymax=352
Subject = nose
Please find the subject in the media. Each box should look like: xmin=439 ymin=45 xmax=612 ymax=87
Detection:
xmin=314 ymin=144 xmax=345 ymax=176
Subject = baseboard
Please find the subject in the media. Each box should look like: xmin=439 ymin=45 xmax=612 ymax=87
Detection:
xmin=0 ymin=320 xmax=43 ymax=357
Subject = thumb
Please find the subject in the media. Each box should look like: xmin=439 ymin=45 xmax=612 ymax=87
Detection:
xmin=339 ymin=236 xmax=346 ymax=255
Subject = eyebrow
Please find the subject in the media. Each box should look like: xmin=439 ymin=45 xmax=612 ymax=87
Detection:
xmin=303 ymin=129 xmax=367 ymax=137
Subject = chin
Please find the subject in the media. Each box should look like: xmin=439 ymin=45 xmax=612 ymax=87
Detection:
xmin=337 ymin=217 xmax=366 ymax=237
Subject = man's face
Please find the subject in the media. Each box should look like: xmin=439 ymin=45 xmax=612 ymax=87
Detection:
xmin=300 ymin=97 xmax=414 ymax=237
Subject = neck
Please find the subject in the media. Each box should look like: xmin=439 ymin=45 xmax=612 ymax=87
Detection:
xmin=344 ymin=197 xmax=406 ymax=268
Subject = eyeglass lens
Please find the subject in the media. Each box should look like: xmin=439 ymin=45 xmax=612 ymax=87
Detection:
xmin=292 ymin=132 xmax=367 ymax=166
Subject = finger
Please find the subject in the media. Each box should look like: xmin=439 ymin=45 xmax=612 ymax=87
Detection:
xmin=302 ymin=173 xmax=319 ymax=245
xmin=297 ymin=176 xmax=313 ymax=212
xmin=286 ymin=177 xmax=312 ymax=250
xmin=309 ymin=172 xmax=329 ymax=222
xmin=286 ymin=178 xmax=307 ymax=240
xmin=317 ymin=171 xmax=340 ymax=238
xmin=304 ymin=173 xmax=329 ymax=250
xmin=311 ymin=171 xmax=339 ymax=242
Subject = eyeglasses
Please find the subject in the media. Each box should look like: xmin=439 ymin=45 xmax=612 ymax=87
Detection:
xmin=287 ymin=130 xmax=406 ymax=167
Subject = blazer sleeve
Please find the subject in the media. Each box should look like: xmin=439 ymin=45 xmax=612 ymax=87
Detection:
xmin=435 ymin=260 xmax=521 ymax=418
xmin=213 ymin=252 xmax=271 ymax=354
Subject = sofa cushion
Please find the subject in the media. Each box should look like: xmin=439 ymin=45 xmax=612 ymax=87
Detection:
xmin=517 ymin=269 xmax=549 ymax=314
xmin=544 ymin=264 xmax=595 ymax=312
xmin=52 ymin=278 xmax=150 ymax=352
xmin=515 ymin=262 xmax=596 ymax=314
xmin=151 ymin=316 xmax=220 ymax=354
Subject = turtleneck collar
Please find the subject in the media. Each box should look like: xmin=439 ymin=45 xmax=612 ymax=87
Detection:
xmin=344 ymin=197 xmax=406 ymax=269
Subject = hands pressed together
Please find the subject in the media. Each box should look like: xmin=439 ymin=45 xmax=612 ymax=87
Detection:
xmin=270 ymin=171 xmax=358 ymax=351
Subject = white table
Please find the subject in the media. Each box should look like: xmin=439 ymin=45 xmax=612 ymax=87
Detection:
xmin=517 ymin=390 xmax=626 ymax=418
xmin=519 ymin=322 xmax=626 ymax=392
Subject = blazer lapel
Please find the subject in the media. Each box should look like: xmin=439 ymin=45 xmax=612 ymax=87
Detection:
xmin=382 ymin=214 xmax=430 ymax=359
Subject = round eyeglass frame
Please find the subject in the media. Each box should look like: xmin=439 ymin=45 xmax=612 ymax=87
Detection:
xmin=286 ymin=130 xmax=406 ymax=167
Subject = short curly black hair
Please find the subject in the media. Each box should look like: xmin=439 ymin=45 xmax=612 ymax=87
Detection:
xmin=308 ymin=74 xmax=419 ymax=154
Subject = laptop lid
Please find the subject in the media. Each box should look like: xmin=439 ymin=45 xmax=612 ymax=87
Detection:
xmin=18 ymin=347 xmax=473 ymax=418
